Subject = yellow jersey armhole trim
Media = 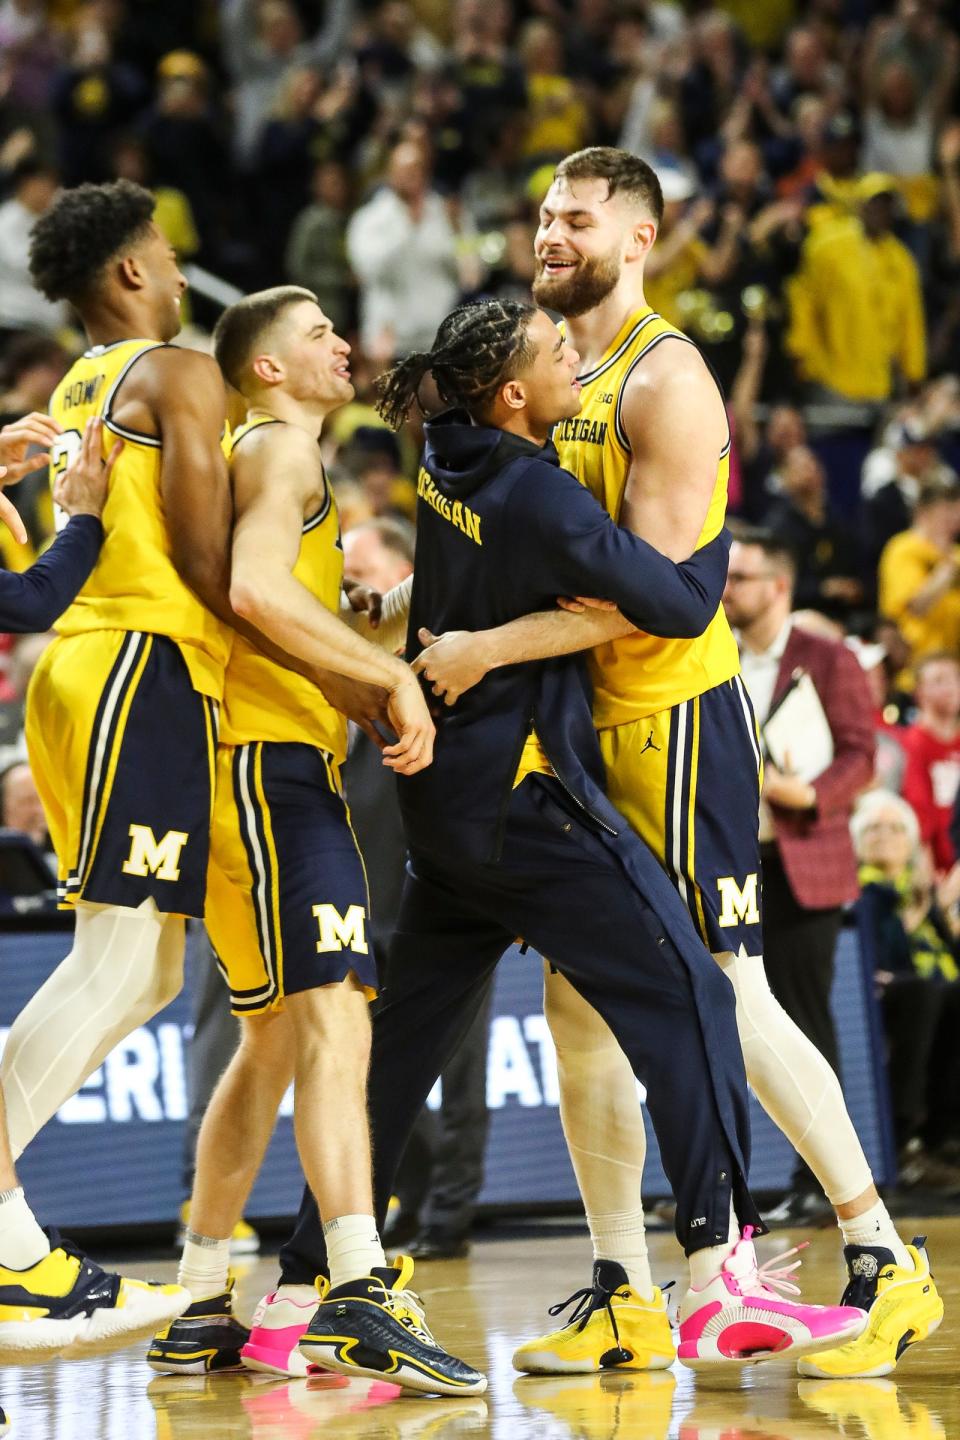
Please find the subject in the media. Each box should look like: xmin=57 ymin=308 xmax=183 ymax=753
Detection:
xmin=612 ymin=330 xmax=732 ymax=459
xmin=612 ymin=330 xmax=697 ymax=452
xmin=102 ymin=416 xmax=161 ymax=449
xmin=101 ymin=341 xmax=167 ymax=449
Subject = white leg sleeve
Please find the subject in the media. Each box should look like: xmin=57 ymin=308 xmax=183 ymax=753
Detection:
xmin=716 ymin=949 xmax=874 ymax=1206
xmin=544 ymin=967 xmax=653 ymax=1295
xmin=1 ymin=900 xmax=185 ymax=1159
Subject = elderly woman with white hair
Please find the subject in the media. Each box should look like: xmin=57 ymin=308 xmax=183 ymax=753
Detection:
xmin=852 ymin=789 xmax=960 ymax=1190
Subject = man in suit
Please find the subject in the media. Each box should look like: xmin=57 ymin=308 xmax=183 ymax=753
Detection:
xmin=724 ymin=528 xmax=876 ymax=1221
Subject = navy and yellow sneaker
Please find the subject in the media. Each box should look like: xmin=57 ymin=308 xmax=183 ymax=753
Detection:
xmin=797 ymin=1238 xmax=944 ymax=1379
xmin=0 ymin=1231 xmax=188 ymax=1359
xmin=147 ymin=1278 xmax=250 ymax=1375
xmin=298 ymin=1255 xmax=487 ymax=1396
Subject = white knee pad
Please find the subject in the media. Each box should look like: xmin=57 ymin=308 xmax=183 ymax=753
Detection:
xmin=716 ymin=949 xmax=874 ymax=1206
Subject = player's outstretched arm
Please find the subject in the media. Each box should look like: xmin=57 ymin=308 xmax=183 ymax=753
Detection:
xmin=229 ymin=424 xmax=433 ymax=774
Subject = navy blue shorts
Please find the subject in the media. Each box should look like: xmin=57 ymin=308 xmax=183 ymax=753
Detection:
xmin=206 ymin=741 xmax=377 ymax=1014
xmin=600 ymin=676 xmax=764 ymax=955
xmin=26 ymin=630 xmax=217 ymax=917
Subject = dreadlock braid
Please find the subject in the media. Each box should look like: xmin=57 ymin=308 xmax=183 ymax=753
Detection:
xmin=375 ymin=300 xmax=537 ymax=430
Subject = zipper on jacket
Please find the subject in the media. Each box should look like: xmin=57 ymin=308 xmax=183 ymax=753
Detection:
xmin=492 ymin=714 xmax=535 ymax=861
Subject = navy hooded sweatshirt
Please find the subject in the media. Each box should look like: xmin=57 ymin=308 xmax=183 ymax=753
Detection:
xmin=399 ymin=410 xmax=733 ymax=866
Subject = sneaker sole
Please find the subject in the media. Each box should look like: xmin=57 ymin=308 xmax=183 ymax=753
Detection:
xmin=513 ymin=1347 xmax=676 ymax=1374
xmin=796 ymin=1302 xmax=944 ymax=1379
xmin=146 ymin=1347 xmax=247 ymax=1376
xmin=0 ymin=1315 xmax=86 ymax=1357
xmin=299 ymin=1340 xmax=487 ymax=1396
xmin=62 ymin=1296 xmax=191 ymax=1360
xmin=241 ymin=1342 xmax=308 ymax=1378
xmin=680 ymin=1312 xmax=868 ymax=1372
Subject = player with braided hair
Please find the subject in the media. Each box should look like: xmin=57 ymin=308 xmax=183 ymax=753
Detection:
xmin=215 ymin=299 xmax=867 ymax=1380
xmin=375 ymin=300 xmax=536 ymax=429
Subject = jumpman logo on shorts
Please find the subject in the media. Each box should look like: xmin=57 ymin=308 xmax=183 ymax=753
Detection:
xmin=640 ymin=732 xmax=661 ymax=755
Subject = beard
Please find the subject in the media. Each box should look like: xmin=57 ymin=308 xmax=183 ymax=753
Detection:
xmin=532 ymin=247 xmax=621 ymax=318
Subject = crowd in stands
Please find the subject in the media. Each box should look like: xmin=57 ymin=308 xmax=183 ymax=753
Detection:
xmin=4 ymin=0 xmax=960 ymax=1201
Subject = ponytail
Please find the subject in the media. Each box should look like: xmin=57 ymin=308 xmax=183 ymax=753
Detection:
xmin=375 ymin=350 xmax=434 ymax=430
xmin=374 ymin=300 xmax=537 ymax=430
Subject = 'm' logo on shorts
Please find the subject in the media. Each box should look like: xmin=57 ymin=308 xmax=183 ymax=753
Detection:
xmin=716 ymin=873 xmax=760 ymax=927
xmin=122 ymin=825 xmax=189 ymax=882
xmin=312 ymin=903 xmax=368 ymax=955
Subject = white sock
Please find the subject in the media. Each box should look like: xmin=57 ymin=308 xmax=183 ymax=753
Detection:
xmin=0 ymin=1188 xmax=51 ymax=1270
xmin=588 ymin=1208 xmax=654 ymax=1300
xmin=839 ymin=1200 xmax=912 ymax=1269
xmin=687 ymin=1202 xmax=739 ymax=1292
xmin=323 ymin=1214 xmax=386 ymax=1289
xmin=178 ymin=1231 xmax=230 ymax=1300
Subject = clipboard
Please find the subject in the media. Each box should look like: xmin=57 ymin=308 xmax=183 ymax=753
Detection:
xmin=762 ymin=668 xmax=834 ymax=782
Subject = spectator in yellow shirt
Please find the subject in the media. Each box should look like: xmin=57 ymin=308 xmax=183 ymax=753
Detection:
xmin=879 ymin=474 xmax=960 ymax=671
xmin=518 ymin=20 xmax=588 ymax=162
xmin=787 ymin=174 xmax=926 ymax=404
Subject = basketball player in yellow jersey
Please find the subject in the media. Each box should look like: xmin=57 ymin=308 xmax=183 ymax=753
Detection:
xmin=417 ymin=149 xmax=940 ymax=1379
xmin=3 ymin=186 xmax=431 ymax=1175
xmin=149 ymin=287 xmax=481 ymax=1397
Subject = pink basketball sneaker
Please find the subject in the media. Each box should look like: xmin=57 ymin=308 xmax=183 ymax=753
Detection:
xmin=241 ymin=1283 xmax=326 ymax=1377
xmin=678 ymin=1228 xmax=867 ymax=1370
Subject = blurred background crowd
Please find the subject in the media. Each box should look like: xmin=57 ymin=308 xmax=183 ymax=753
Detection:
xmin=5 ymin=0 xmax=960 ymax=1239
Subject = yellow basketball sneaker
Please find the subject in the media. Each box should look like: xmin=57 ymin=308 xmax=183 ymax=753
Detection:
xmin=797 ymin=1238 xmax=943 ymax=1379
xmin=0 ymin=1231 xmax=188 ymax=1358
xmin=513 ymin=1261 xmax=676 ymax=1374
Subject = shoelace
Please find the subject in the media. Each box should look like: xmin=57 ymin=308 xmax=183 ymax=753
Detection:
xmin=384 ymin=1286 xmax=439 ymax=1347
xmin=547 ymin=1281 xmax=631 ymax=1357
xmin=737 ymin=1242 xmax=808 ymax=1300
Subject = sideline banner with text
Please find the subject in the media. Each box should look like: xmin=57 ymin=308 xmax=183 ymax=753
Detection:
xmin=2 ymin=924 xmax=894 ymax=1229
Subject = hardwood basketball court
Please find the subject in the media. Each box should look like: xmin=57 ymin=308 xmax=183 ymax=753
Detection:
xmin=1 ymin=1215 xmax=956 ymax=1439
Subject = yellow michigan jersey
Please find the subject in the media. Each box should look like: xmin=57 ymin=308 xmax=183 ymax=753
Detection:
xmin=48 ymin=338 xmax=230 ymax=699
xmin=554 ymin=308 xmax=739 ymax=726
xmin=218 ymin=416 xmax=347 ymax=762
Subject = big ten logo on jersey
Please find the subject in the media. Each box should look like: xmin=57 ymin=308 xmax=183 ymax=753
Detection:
xmin=49 ymin=429 xmax=83 ymax=533
xmin=122 ymin=825 xmax=189 ymax=882
xmin=716 ymin=872 xmax=760 ymax=928
xmin=313 ymin=903 xmax=368 ymax=955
